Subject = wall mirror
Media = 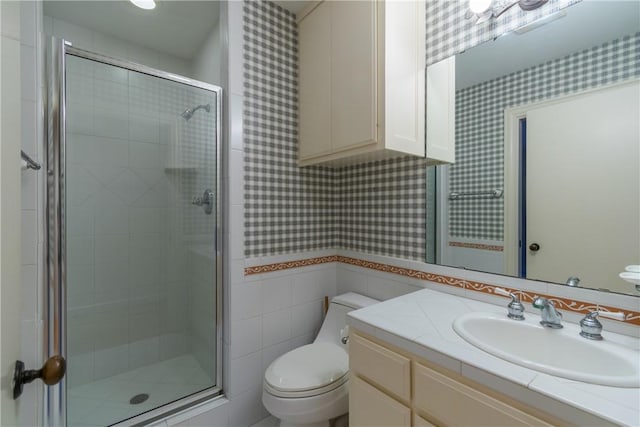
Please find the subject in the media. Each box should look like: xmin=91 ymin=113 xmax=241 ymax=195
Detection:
xmin=426 ymin=0 xmax=640 ymax=296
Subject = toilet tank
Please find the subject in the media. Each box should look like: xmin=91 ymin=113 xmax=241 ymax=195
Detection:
xmin=315 ymin=292 xmax=379 ymax=344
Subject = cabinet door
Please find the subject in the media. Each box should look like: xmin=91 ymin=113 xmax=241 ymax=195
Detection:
xmin=350 ymin=376 xmax=411 ymax=427
xmin=384 ymin=0 xmax=425 ymax=156
xmin=426 ymin=56 xmax=455 ymax=164
xmin=331 ymin=0 xmax=377 ymax=151
xmin=298 ymin=1 xmax=332 ymax=160
xmin=350 ymin=333 xmax=411 ymax=403
xmin=414 ymin=363 xmax=552 ymax=427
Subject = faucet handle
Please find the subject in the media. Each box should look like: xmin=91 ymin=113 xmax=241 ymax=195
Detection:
xmin=494 ymin=288 xmax=525 ymax=320
xmin=579 ymin=310 xmax=625 ymax=341
xmin=532 ymin=296 xmax=550 ymax=309
xmin=595 ymin=311 xmax=626 ymax=321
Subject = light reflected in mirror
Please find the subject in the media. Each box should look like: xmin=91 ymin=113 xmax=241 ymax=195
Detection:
xmin=426 ymin=0 xmax=640 ymax=296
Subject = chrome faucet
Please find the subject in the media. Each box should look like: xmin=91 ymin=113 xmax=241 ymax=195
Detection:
xmin=579 ymin=310 xmax=625 ymax=340
xmin=565 ymin=276 xmax=580 ymax=287
xmin=493 ymin=287 xmax=525 ymax=320
xmin=532 ymin=297 xmax=563 ymax=329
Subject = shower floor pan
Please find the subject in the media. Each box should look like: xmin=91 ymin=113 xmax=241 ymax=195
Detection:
xmin=67 ymin=355 xmax=214 ymax=427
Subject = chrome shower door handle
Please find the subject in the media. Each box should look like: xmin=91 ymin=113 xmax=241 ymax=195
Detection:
xmin=192 ymin=189 xmax=214 ymax=215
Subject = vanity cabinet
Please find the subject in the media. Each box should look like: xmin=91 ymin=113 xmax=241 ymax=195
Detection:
xmin=351 ymin=376 xmax=411 ymax=427
xmin=297 ymin=0 xmax=426 ymax=166
xmin=349 ymin=331 xmax=560 ymax=427
xmin=413 ymin=363 xmax=551 ymax=426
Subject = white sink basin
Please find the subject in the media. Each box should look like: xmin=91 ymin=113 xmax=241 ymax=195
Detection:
xmin=453 ymin=312 xmax=640 ymax=387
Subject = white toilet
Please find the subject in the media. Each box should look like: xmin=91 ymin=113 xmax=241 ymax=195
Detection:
xmin=262 ymin=292 xmax=379 ymax=427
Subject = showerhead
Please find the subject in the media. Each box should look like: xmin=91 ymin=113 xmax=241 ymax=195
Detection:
xmin=181 ymin=104 xmax=211 ymax=121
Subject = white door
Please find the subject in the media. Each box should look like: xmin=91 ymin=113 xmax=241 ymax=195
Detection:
xmin=526 ymin=81 xmax=640 ymax=292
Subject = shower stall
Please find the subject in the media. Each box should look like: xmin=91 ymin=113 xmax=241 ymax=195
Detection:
xmin=45 ymin=39 xmax=222 ymax=426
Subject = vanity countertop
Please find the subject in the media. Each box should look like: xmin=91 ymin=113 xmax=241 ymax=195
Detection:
xmin=347 ymin=288 xmax=640 ymax=426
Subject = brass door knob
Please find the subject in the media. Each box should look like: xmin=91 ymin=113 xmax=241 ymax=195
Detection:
xmin=13 ymin=355 xmax=66 ymax=399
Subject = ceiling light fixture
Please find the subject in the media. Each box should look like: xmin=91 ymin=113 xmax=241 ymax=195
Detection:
xmin=469 ymin=0 xmax=493 ymax=14
xmin=130 ymin=0 xmax=156 ymax=10
xmin=466 ymin=0 xmax=548 ymax=24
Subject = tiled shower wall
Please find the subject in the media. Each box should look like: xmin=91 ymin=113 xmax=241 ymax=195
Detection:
xmin=243 ymin=0 xmax=579 ymax=261
xmin=64 ymin=56 xmax=218 ymax=385
xmin=450 ymin=32 xmax=640 ymax=241
xmin=65 ymin=59 xmax=169 ymax=384
xmin=47 ymin=14 xmax=220 ymax=386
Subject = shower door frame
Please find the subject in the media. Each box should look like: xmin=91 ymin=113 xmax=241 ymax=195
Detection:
xmin=45 ymin=37 xmax=224 ymax=426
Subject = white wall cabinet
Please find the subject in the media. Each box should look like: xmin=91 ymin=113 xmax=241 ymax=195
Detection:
xmin=298 ymin=0 xmax=426 ymax=166
xmin=349 ymin=331 xmax=569 ymax=427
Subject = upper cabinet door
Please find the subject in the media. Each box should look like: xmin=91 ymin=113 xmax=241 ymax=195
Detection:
xmin=298 ymin=1 xmax=332 ymax=160
xmin=426 ymin=56 xmax=456 ymax=164
xmin=330 ymin=0 xmax=378 ymax=151
xmin=384 ymin=0 xmax=426 ymax=156
xmin=297 ymin=0 xmax=426 ymax=166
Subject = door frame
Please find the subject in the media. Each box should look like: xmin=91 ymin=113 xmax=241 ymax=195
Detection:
xmin=45 ymin=37 xmax=225 ymax=426
xmin=502 ymin=79 xmax=640 ymax=277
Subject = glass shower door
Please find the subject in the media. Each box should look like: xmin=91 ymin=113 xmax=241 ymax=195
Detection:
xmin=62 ymin=51 xmax=220 ymax=426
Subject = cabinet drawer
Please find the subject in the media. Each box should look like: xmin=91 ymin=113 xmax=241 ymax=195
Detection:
xmin=350 ymin=333 xmax=411 ymax=402
xmin=350 ymin=375 xmax=411 ymax=427
xmin=414 ymin=363 xmax=552 ymax=427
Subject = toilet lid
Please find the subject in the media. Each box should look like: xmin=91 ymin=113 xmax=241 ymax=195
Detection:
xmin=265 ymin=343 xmax=348 ymax=392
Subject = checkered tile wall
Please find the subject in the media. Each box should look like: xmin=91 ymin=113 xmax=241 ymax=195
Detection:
xmin=451 ymin=32 xmax=640 ymax=240
xmin=243 ymin=0 xmax=336 ymax=257
xmin=335 ymin=157 xmax=427 ymax=260
xmin=243 ymin=0 xmax=601 ymax=260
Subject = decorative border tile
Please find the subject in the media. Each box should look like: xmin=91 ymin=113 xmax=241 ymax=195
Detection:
xmin=464 ymin=281 xmax=640 ymax=325
xmin=244 ymin=255 xmax=640 ymax=326
xmin=449 ymin=242 xmax=503 ymax=252
xmin=244 ymin=255 xmax=338 ymax=275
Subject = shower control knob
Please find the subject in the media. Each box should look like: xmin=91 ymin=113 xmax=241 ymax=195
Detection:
xmin=13 ymin=355 xmax=66 ymax=400
xmin=529 ymin=243 xmax=540 ymax=252
xmin=191 ymin=189 xmax=214 ymax=215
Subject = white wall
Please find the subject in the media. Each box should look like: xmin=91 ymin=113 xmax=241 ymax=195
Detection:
xmin=0 ymin=1 xmax=44 ymax=426
xmin=192 ymin=23 xmax=222 ymax=86
xmin=43 ymin=15 xmax=192 ymax=78
xmin=1 ymin=1 xmax=26 ymax=425
xmin=18 ymin=1 xmax=43 ymax=424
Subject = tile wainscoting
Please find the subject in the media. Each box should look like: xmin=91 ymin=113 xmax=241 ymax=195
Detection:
xmin=245 ymin=251 xmax=640 ymax=332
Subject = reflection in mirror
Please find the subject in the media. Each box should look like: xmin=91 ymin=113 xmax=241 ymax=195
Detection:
xmin=426 ymin=0 xmax=640 ymax=295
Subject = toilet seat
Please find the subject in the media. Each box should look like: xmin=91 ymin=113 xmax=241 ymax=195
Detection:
xmin=264 ymin=342 xmax=349 ymax=398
